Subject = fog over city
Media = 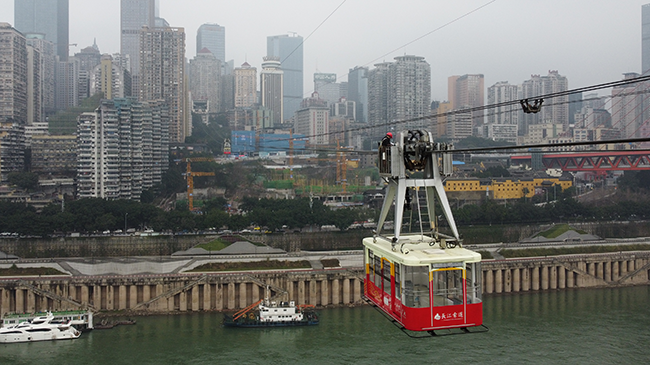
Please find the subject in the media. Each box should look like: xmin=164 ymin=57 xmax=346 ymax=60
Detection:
xmin=0 ymin=0 xmax=647 ymax=100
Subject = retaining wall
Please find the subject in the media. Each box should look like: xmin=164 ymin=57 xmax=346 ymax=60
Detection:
xmin=1 ymin=252 xmax=649 ymax=315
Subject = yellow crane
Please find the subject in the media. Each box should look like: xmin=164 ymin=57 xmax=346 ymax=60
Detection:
xmin=185 ymin=157 xmax=215 ymax=211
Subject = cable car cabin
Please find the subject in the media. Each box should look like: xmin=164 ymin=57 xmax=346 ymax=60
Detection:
xmin=365 ymin=130 xmax=485 ymax=335
xmin=363 ymin=236 xmax=483 ymax=332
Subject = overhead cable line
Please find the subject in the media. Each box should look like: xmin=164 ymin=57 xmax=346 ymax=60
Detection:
xmin=450 ymin=137 xmax=650 ymax=154
xmin=266 ymin=74 xmax=650 ymax=147
xmin=281 ymin=0 xmax=348 ymax=66
xmin=298 ymin=0 xmax=497 ymax=101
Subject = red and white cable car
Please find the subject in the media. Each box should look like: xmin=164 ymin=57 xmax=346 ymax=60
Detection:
xmin=363 ymin=130 xmax=487 ymax=336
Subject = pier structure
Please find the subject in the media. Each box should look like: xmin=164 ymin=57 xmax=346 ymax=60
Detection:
xmin=0 ymin=271 xmax=364 ymax=315
xmin=0 ymin=252 xmax=649 ymax=315
xmin=481 ymin=252 xmax=650 ymax=294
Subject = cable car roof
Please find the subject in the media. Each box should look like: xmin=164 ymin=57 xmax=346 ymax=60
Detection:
xmin=363 ymin=236 xmax=481 ymax=266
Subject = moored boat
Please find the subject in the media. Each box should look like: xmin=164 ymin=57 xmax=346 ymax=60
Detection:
xmin=223 ymin=299 xmax=319 ymax=328
xmin=2 ymin=310 xmax=94 ymax=331
xmin=0 ymin=312 xmax=81 ymax=343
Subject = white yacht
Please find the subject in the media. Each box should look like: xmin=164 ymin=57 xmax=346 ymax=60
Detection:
xmin=0 ymin=312 xmax=81 ymax=343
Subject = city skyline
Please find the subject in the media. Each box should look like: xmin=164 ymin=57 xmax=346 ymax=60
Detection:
xmin=0 ymin=0 xmax=647 ymax=101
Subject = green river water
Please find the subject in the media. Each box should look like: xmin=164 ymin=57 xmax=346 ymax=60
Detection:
xmin=1 ymin=286 xmax=649 ymax=365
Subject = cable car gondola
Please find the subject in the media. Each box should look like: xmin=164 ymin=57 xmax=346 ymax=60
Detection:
xmin=363 ymin=130 xmax=487 ymax=336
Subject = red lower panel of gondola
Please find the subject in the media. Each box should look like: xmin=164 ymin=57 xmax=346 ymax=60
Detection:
xmin=365 ymin=281 xmax=483 ymax=332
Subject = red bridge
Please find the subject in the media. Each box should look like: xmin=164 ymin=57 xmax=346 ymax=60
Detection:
xmin=511 ymin=151 xmax=650 ymax=172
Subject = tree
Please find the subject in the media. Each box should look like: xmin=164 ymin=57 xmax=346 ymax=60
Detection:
xmin=7 ymin=172 xmax=39 ymax=191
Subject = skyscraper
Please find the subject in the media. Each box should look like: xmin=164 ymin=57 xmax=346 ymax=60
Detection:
xmin=368 ymin=56 xmax=431 ymax=135
xmin=26 ymin=35 xmax=56 ymax=117
xmin=486 ymin=81 xmax=519 ymax=141
xmin=0 ymin=23 xmax=28 ymax=125
xmin=234 ymin=62 xmax=257 ymax=108
xmin=448 ymin=74 xmax=484 ymax=133
xmin=295 ymin=93 xmax=329 ymax=145
xmin=121 ymin=0 xmax=157 ymax=96
xmin=643 ymin=4 xmax=650 ymax=73
xmin=267 ymin=34 xmax=303 ymax=121
xmin=520 ymin=71 xmax=569 ymax=135
xmin=196 ymin=23 xmax=225 ymax=64
xmin=347 ymin=66 xmax=368 ymax=123
xmin=389 ymin=56 xmax=431 ymax=130
xmin=139 ymin=26 xmax=188 ymax=143
xmin=313 ymin=73 xmax=340 ymax=105
xmin=612 ymin=73 xmax=645 ymax=139
xmin=260 ymin=56 xmax=284 ymax=125
xmin=367 ymin=62 xmax=391 ymax=135
xmin=90 ymin=54 xmax=131 ymax=100
xmin=76 ymin=98 xmax=168 ymax=200
xmin=189 ymin=49 xmax=222 ymax=114
xmin=14 ymin=0 xmax=69 ymax=61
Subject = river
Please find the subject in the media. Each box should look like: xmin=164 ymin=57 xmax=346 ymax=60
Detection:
xmin=1 ymin=286 xmax=648 ymax=365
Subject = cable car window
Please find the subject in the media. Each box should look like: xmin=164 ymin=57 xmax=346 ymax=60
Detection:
xmin=403 ymin=265 xmax=429 ymax=308
xmin=374 ymin=255 xmax=382 ymax=287
xmin=382 ymin=259 xmax=391 ymax=295
xmin=466 ymin=262 xmax=482 ymax=304
xmin=432 ymin=269 xmax=464 ymax=307
xmin=394 ymin=262 xmax=401 ymax=299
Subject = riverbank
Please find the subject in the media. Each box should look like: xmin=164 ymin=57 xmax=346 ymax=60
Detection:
xmin=2 ymin=220 xmax=649 ymax=258
xmin=0 ymin=250 xmax=648 ymax=317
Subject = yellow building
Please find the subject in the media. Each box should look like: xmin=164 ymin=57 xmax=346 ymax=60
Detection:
xmin=444 ymin=177 xmax=572 ymax=200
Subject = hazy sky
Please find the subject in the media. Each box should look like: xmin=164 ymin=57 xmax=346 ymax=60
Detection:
xmin=1 ymin=0 xmax=648 ymax=101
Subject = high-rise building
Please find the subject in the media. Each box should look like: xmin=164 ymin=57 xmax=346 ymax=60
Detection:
xmin=486 ymin=81 xmax=519 ymax=141
xmin=330 ymin=98 xmax=356 ymax=121
xmin=260 ymin=56 xmax=283 ymax=126
xmin=221 ymin=73 xmax=235 ymax=112
xmin=347 ymin=66 xmax=368 ymax=123
xmin=612 ymin=73 xmax=646 ymax=139
xmin=31 ymin=135 xmax=77 ymax=176
xmin=367 ymin=56 xmax=431 ymax=136
xmin=448 ymin=74 xmax=484 ymax=133
xmin=76 ymin=98 xmax=168 ymax=200
xmin=367 ymin=62 xmax=391 ymax=135
xmin=73 ymin=44 xmax=102 ymax=101
xmin=14 ymin=0 xmax=69 ymax=61
xmin=447 ymin=110 xmax=473 ymax=141
xmin=389 ymin=56 xmax=431 ymax=130
xmin=295 ymin=93 xmax=329 ymax=145
xmin=0 ymin=120 xmax=25 ymax=182
xmin=90 ymin=54 xmax=131 ymax=100
xmin=196 ymin=23 xmax=225 ymax=64
xmin=189 ymin=48 xmax=221 ymax=115
xmin=26 ymin=41 xmax=42 ymax=126
xmin=432 ymin=101 xmax=452 ymax=138
xmin=520 ymin=71 xmax=569 ymax=135
xmin=74 ymin=43 xmax=102 ymax=73
xmin=643 ymin=4 xmax=650 ymax=73
xmin=139 ymin=26 xmax=188 ymax=143
xmin=55 ymin=58 xmax=79 ymax=111
xmin=0 ymin=23 xmax=28 ymax=125
xmin=313 ymin=73 xmax=340 ymax=105
xmin=234 ymin=62 xmax=257 ymax=108
xmin=121 ymin=0 xmax=157 ymax=96
xmin=267 ymin=34 xmax=303 ymax=121
xmin=26 ymin=35 xmax=56 ymax=117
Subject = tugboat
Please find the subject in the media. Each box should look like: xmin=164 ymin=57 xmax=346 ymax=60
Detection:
xmin=223 ymin=297 xmax=319 ymax=328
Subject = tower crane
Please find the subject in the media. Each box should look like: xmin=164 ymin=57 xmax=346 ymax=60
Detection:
xmin=184 ymin=157 xmax=215 ymax=211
